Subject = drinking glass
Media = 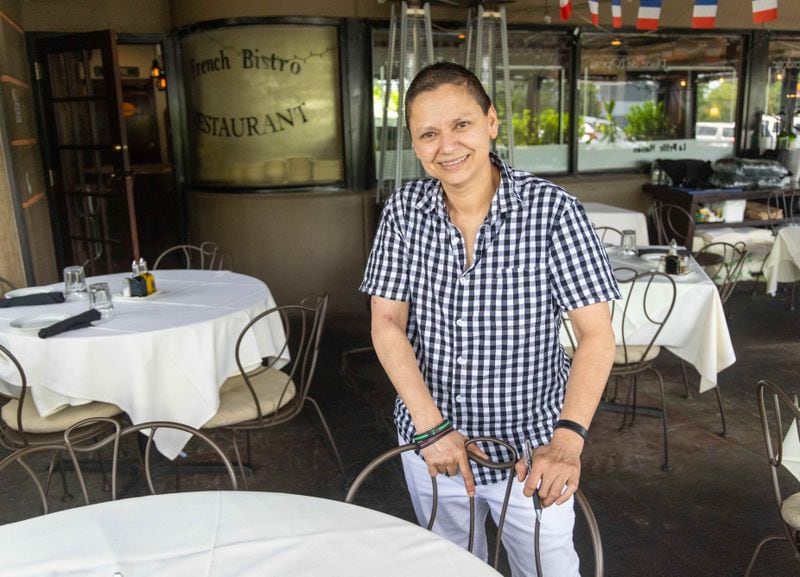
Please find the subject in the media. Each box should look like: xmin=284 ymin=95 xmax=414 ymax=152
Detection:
xmin=89 ymin=282 xmax=114 ymax=319
xmin=620 ymin=230 xmax=637 ymax=256
xmin=63 ymin=265 xmax=88 ymax=300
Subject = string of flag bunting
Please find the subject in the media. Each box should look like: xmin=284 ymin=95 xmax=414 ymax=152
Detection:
xmin=554 ymin=0 xmax=779 ymax=29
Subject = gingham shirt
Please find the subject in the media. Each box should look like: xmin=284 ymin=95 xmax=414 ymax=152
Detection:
xmin=360 ymin=154 xmax=620 ymax=484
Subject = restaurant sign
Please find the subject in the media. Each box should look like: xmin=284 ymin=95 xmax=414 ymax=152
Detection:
xmin=182 ymin=25 xmax=343 ymax=187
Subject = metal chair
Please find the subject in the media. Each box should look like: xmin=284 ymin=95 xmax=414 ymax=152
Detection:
xmin=0 ymin=443 xmax=85 ymax=523
xmin=593 ymin=226 xmax=624 ymax=246
xmin=202 ymin=293 xmax=344 ymax=487
xmin=345 ymin=438 xmax=604 ymax=577
xmin=63 ymin=418 xmax=238 ymax=502
xmin=651 ymin=199 xmax=695 ymax=249
xmin=0 ymin=343 xmax=123 ymax=500
xmin=607 ymin=270 xmax=676 ymax=471
xmin=693 ymin=240 xmax=748 ymax=306
xmin=744 ymin=380 xmax=800 ymax=577
xmin=152 ymin=241 xmax=232 ymax=271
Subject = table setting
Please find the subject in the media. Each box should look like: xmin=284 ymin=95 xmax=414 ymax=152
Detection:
xmin=0 ymin=264 xmax=287 ymax=458
xmin=585 ymin=241 xmax=737 ymax=393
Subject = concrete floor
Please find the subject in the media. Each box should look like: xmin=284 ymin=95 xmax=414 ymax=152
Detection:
xmin=1 ymin=283 xmax=799 ymax=576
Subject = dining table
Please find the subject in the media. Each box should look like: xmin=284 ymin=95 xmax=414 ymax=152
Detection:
xmin=583 ymin=202 xmax=650 ymax=246
xmin=585 ymin=246 xmax=736 ymax=393
xmin=0 ymin=490 xmax=501 ymax=577
xmin=761 ymin=226 xmax=800 ymax=298
xmin=0 ymin=270 xmax=286 ymax=458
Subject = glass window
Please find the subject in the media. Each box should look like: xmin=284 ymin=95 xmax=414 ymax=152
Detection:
xmin=495 ymin=30 xmax=572 ymax=174
xmin=181 ymin=24 xmax=343 ymax=188
xmin=578 ymin=34 xmax=742 ymax=172
xmin=765 ymin=37 xmax=800 ymax=150
xmin=371 ymin=26 xmax=573 ymax=182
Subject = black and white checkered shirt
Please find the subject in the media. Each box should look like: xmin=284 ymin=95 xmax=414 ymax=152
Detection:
xmin=360 ymin=154 xmax=620 ymax=484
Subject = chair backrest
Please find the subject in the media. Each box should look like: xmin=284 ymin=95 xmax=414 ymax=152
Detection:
xmin=0 ymin=276 xmax=15 ymax=297
xmin=345 ymin=438 xmax=604 ymax=577
xmin=0 ymin=343 xmax=32 ymax=447
xmin=614 ymin=270 xmax=677 ymax=370
xmin=756 ymin=380 xmax=800 ymax=525
xmin=694 ymin=241 xmax=748 ymax=304
xmin=651 ymin=200 xmax=695 ymax=249
xmin=63 ymin=417 xmax=238 ymax=501
xmin=0 ymin=443 xmax=84 ymax=523
xmin=593 ymin=226 xmax=623 ymax=245
xmin=152 ymin=241 xmax=232 ymax=271
xmin=235 ymin=292 xmax=330 ymax=424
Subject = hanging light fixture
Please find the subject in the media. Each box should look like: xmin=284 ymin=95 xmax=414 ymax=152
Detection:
xmin=150 ymin=59 xmax=162 ymax=79
xmin=157 ymin=74 xmax=167 ymax=91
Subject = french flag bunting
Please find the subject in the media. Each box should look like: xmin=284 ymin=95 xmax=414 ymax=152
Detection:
xmin=560 ymin=0 xmax=572 ymax=20
xmin=637 ymin=0 xmax=663 ymax=30
xmin=589 ymin=0 xmax=599 ymax=25
xmin=612 ymin=0 xmax=623 ymax=28
xmin=692 ymin=0 xmax=718 ymax=28
xmin=752 ymin=0 xmax=778 ymax=23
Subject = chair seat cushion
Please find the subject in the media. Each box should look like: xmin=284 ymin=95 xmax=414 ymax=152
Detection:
xmin=613 ymin=345 xmax=661 ymax=365
xmin=203 ymin=368 xmax=296 ymax=428
xmin=781 ymin=492 xmax=800 ymax=529
xmin=1 ymin=398 xmax=122 ymax=434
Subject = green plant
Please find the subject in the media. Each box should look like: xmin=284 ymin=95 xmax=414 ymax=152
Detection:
xmin=598 ymin=100 xmax=619 ymax=143
xmin=624 ymin=101 xmax=675 ymax=141
xmin=510 ymin=108 xmax=570 ymax=146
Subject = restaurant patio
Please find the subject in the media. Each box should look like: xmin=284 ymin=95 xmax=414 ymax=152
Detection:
xmin=0 ymin=282 xmax=797 ymax=577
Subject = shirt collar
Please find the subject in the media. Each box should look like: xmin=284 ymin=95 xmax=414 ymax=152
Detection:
xmin=414 ymin=152 xmax=524 ymax=218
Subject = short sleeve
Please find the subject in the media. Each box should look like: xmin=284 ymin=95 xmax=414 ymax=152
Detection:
xmin=359 ymin=201 xmax=410 ymax=302
xmin=548 ymin=200 xmax=621 ymax=311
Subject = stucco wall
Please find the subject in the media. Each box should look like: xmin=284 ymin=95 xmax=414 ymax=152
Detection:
xmin=188 ymin=189 xmax=375 ymax=312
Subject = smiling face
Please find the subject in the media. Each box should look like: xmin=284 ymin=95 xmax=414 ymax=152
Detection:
xmin=406 ymin=83 xmax=498 ymax=193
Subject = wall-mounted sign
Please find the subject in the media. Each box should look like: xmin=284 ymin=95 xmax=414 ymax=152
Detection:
xmin=182 ymin=24 xmax=343 ymax=188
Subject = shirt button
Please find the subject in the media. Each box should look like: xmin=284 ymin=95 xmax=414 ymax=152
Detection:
xmin=456 ymin=318 xmax=466 ymax=327
xmin=459 ymin=277 xmax=468 ymax=285
xmin=451 ymin=237 xmax=459 ymax=246
xmin=456 ymin=394 xmax=464 ymax=403
xmin=457 ymin=356 xmax=467 ymax=365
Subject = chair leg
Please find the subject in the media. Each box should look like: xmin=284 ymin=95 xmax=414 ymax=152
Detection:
xmin=306 ymin=396 xmax=346 ymax=477
xmin=744 ymin=535 xmax=787 ymax=577
xmin=619 ymin=378 xmax=633 ymax=432
xmin=652 ymin=368 xmax=671 ymax=472
xmin=713 ymin=387 xmax=729 ymax=438
xmin=55 ymin=453 xmax=73 ymax=502
xmin=229 ymin=431 xmax=249 ymax=490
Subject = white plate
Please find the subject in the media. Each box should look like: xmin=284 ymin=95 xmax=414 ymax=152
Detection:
xmin=9 ymin=313 xmax=71 ymax=331
xmin=113 ymin=289 xmax=166 ymax=303
xmin=5 ymin=287 xmax=59 ymax=299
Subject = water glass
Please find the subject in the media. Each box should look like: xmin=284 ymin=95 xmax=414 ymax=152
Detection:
xmin=89 ymin=282 xmax=114 ymax=319
xmin=620 ymin=230 xmax=637 ymax=256
xmin=63 ymin=265 xmax=88 ymax=300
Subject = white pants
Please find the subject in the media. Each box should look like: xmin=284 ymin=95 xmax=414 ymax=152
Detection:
xmin=401 ymin=447 xmax=580 ymax=577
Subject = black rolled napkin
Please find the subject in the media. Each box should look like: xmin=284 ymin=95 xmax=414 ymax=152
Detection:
xmin=637 ymin=246 xmax=689 ymax=257
xmin=0 ymin=292 xmax=65 ymax=308
xmin=38 ymin=308 xmax=101 ymax=339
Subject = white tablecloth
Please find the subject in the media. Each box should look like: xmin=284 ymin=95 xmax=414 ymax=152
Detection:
xmin=0 ymin=491 xmax=500 ymax=577
xmin=762 ymin=226 xmax=800 ymax=296
xmin=589 ymin=250 xmax=736 ymax=393
xmin=584 ymin=202 xmax=650 ymax=245
xmin=0 ymin=270 xmax=286 ymax=458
